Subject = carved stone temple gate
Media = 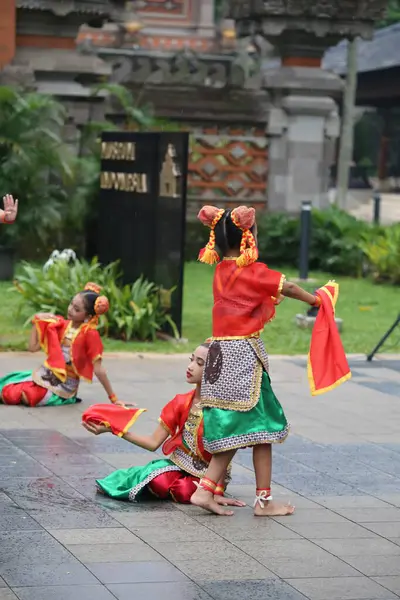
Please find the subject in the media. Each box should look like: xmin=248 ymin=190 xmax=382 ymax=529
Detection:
xmin=229 ymin=0 xmax=388 ymax=212
xmin=76 ymin=1 xmax=271 ymax=215
xmin=7 ymin=0 xmax=388 ymax=215
xmin=78 ymin=0 xmax=387 ymax=214
xmin=89 ymin=47 xmax=271 ymax=214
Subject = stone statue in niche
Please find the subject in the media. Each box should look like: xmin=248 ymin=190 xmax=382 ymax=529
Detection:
xmin=160 ymin=144 xmax=180 ymax=197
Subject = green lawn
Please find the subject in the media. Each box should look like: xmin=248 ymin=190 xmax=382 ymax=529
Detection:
xmin=0 ymin=262 xmax=399 ymax=355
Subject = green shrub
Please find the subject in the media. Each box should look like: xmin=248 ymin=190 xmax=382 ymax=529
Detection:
xmin=309 ymin=207 xmax=370 ymax=276
xmin=360 ymin=224 xmax=400 ymax=284
xmin=13 ymin=256 xmax=178 ymax=341
xmin=257 ymin=212 xmax=299 ymax=265
xmin=257 ymin=206 xmax=374 ymax=276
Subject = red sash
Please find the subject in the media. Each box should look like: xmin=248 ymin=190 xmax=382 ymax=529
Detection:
xmin=308 ymin=281 xmax=351 ymax=396
xmin=82 ymin=404 xmax=146 ymax=437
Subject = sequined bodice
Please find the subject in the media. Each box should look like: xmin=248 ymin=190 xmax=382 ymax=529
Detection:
xmin=169 ymin=404 xmax=209 ymax=478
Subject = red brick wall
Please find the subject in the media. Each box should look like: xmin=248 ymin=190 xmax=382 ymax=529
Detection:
xmin=0 ymin=0 xmax=16 ymax=67
xmin=16 ymin=35 xmax=76 ymax=50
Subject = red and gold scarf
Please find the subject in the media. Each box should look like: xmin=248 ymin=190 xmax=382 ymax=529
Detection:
xmin=308 ymin=281 xmax=351 ymax=396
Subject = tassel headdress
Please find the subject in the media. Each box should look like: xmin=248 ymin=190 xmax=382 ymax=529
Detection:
xmin=197 ymin=205 xmax=258 ymax=267
xmin=230 ymin=206 xmax=258 ymax=267
xmin=197 ymin=206 xmax=225 ymax=265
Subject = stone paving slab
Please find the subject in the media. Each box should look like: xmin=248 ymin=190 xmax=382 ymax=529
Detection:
xmin=0 ymin=353 xmax=399 ymax=600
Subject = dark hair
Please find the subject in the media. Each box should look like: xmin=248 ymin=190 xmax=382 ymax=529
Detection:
xmin=80 ymin=290 xmax=99 ymax=317
xmin=214 ymin=209 xmax=255 ymax=256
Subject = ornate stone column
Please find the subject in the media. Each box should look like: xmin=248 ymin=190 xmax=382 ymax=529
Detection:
xmin=229 ymin=0 xmax=387 ymax=213
xmin=197 ymin=0 xmax=216 ymax=39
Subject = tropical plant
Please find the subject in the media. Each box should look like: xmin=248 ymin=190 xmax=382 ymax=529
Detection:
xmin=0 ymin=83 xmax=176 ymax=258
xmin=13 ymin=257 xmax=120 ymax=319
xmin=0 ymin=86 xmax=74 ymax=251
xmin=102 ymin=277 xmax=179 ymax=341
xmin=13 ymin=256 xmax=178 ymax=341
xmin=91 ymin=82 xmax=180 ymax=132
xmin=379 ymin=0 xmax=400 ymax=26
xmin=360 ymin=224 xmax=400 ymax=284
xmin=91 ymin=83 xmax=155 ymax=130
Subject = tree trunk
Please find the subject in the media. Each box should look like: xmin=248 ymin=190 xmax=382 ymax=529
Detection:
xmin=336 ymin=37 xmax=358 ymax=209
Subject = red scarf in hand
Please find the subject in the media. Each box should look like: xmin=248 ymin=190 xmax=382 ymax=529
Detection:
xmin=82 ymin=404 xmax=146 ymax=437
xmin=308 ymin=281 xmax=351 ymax=396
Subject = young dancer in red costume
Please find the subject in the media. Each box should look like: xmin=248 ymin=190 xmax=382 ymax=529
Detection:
xmin=191 ymin=206 xmax=323 ymax=516
xmin=83 ymin=344 xmax=244 ymax=507
xmin=0 ymin=283 xmax=124 ymax=407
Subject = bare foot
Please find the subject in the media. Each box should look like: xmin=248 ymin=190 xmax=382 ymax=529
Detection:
xmin=215 ymin=495 xmax=246 ymax=508
xmin=191 ymin=487 xmax=234 ymax=516
xmin=254 ymin=500 xmax=295 ymax=517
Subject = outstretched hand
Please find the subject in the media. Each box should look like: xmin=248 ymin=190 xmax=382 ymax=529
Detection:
xmin=2 ymin=194 xmax=18 ymax=223
xmin=82 ymin=421 xmax=110 ymax=435
xmin=114 ymin=399 xmax=127 ymax=407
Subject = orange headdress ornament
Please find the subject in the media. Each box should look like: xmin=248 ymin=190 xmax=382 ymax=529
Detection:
xmin=230 ymin=206 xmax=258 ymax=267
xmin=197 ymin=206 xmax=225 ymax=265
xmin=85 ymin=282 xmax=101 ymax=294
xmin=83 ymin=282 xmax=109 ymax=328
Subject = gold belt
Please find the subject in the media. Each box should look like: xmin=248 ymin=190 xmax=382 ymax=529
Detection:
xmin=208 ymin=330 xmax=262 ymax=342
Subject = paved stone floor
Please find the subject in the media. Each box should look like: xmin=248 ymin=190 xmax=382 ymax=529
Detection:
xmin=0 ymin=352 xmax=399 ymax=600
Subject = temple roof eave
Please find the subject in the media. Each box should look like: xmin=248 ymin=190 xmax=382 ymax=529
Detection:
xmin=16 ymin=0 xmax=118 ymax=16
xmin=323 ymin=24 xmax=400 ymax=76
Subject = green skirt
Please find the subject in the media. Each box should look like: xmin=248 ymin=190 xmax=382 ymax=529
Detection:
xmin=96 ymin=458 xmax=183 ymax=502
xmin=203 ymin=371 xmax=289 ymax=453
xmin=0 ymin=370 xmax=78 ymax=407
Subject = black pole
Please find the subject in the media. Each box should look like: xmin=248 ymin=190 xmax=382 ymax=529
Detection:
xmin=373 ymin=192 xmax=381 ymax=225
xmin=367 ymin=314 xmax=400 ymax=361
xmin=299 ymin=201 xmax=312 ymax=280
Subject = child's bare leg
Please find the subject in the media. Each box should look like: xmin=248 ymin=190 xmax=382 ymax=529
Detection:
xmin=191 ymin=450 xmax=236 ymax=516
xmin=252 ymin=444 xmax=295 ymax=517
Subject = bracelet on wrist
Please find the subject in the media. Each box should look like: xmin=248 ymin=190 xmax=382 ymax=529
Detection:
xmin=214 ymin=485 xmax=224 ymax=497
xmin=109 ymin=394 xmax=117 ymax=404
xmin=312 ymin=296 xmax=321 ymax=307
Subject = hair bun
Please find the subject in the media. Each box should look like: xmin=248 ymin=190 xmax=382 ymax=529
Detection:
xmin=85 ymin=282 xmax=102 ymax=294
xmin=198 ymin=206 xmax=223 ymax=228
xmin=231 ymin=206 xmax=256 ymax=230
xmin=94 ymin=295 xmax=109 ymax=316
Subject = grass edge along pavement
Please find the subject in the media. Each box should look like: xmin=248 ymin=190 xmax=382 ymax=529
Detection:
xmin=0 ymin=262 xmax=399 ymax=356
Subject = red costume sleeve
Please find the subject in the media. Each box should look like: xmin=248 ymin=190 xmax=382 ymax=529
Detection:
xmin=159 ymin=395 xmax=182 ymax=435
xmin=308 ymin=281 xmax=351 ymax=396
xmin=32 ymin=315 xmax=68 ymax=382
xmin=160 ymin=391 xmax=196 ymax=456
xmin=82 ymin=404 xmax=146 ymax=437
xmin=84 ymin=329 xmax=103 ymax=363
xmin=70 ymin=327 xmax=104 ymax=383
xmin=257 ymin=264 xmax=285 ymax=299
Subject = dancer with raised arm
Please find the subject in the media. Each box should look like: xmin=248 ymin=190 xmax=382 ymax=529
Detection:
xmin=190 ymin=206 xmax=326 ymax=517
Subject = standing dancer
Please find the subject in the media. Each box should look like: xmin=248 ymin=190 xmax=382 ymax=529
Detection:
xmin=191 ymin=206 xmax=322 ymax=517
xmin=83 ymin=343 xmax=243 ymax=507
xmin=0 ymin=194 xmax=18 ymax=224
xmin=0 ymin=283 xmax=124 ymax=407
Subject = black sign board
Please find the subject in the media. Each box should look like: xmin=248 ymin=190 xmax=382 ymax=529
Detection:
xmin=96 ymin=131 xmax=189 ymax=335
